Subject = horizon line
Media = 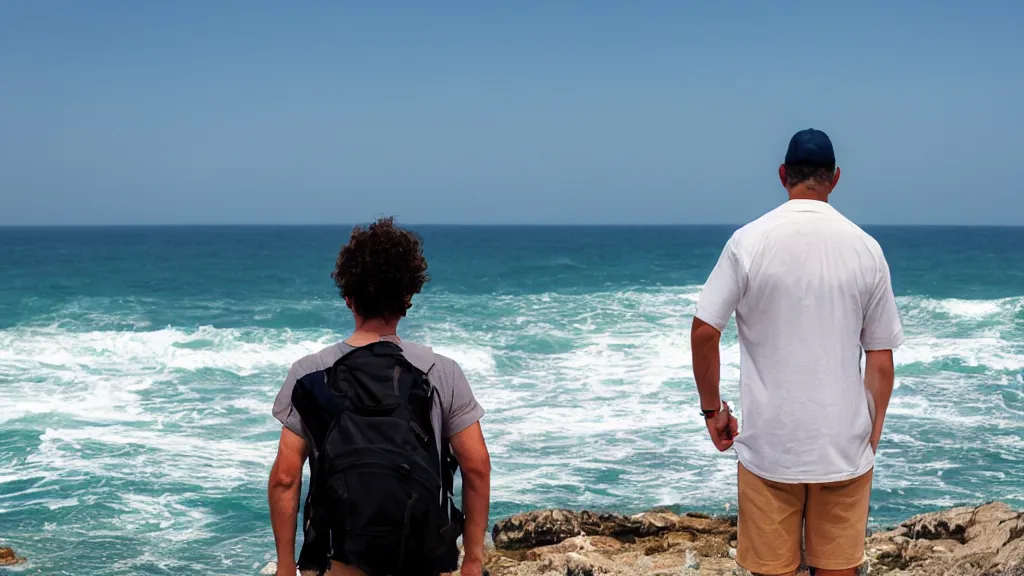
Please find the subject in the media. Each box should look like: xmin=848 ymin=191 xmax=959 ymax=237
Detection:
xmin=1 ymin=222 xmax=1023 ymax=229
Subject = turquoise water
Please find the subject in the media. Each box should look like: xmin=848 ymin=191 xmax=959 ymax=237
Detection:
xmin=1 ymin=225 xmax=1023 ymax=575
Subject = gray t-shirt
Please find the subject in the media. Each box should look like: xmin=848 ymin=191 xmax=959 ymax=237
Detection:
xmin=272 ymin=340 xmax=485 ymax=453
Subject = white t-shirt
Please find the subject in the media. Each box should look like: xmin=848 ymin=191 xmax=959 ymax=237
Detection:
xmin=696 ymin=199 xmax=904 ymax=483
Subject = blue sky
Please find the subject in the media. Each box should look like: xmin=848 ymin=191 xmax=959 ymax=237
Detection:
xmin=1 ymin=1 xmax=1021 ymax=226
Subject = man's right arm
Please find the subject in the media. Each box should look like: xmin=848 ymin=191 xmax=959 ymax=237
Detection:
xmin=268 ymin=427 xmax=308 ymax=576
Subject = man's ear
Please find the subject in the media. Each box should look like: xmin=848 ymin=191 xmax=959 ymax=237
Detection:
xmin=832 ymin=166 xmax=842 ymax=188
xmin=778 ymin=164 xmax=788 ymax=189
xmin=344 ymin=297 xmax=353 ymax=310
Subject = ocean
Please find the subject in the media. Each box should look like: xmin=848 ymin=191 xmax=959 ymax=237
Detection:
xmin=1 ymin=225 xmax=1022 ymax=575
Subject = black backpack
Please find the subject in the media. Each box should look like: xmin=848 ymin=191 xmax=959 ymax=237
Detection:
xmin=291 ymin=342 xmax=463 ymax=575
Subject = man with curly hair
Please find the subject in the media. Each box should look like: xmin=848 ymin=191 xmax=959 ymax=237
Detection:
xmin=268 ymin=217 xmax=490 ymax=576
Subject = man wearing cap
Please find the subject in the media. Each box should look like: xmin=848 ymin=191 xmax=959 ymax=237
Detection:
xmin=690 ymin=130 xmax=904 ymax=575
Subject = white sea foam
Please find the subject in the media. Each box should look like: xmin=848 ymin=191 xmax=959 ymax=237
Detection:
xmin=896 ymin=335 xmax=1024 ymax=371
xmin=900 ymin=295 xmax=1019 ymax=319
xmin=0 ymin=325 xmax=338 ymax=425
xmin=0 ymin=287 xmax=1022 ymax=561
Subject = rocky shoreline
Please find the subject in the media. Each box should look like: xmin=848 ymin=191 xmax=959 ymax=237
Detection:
xmin=482 ymin=502 xmax=1024 ymax=575
xmin=9 ymin=504 xmax=1023 ymax=575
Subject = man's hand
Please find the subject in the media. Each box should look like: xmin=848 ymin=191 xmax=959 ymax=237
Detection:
xmin=706 ymin=401 xmax=739 ymax=452
xmin=275 ymin=560 xmax=297 ymax=576
xmin=459 ymin=555 xmax=484 ymax=576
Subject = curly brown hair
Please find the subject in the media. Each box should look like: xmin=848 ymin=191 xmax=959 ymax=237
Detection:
xmin=331 ymin=217 xmax=429 ymax=321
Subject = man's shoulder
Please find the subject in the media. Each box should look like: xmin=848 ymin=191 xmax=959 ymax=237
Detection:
xmin=400 ymin=341 xmax=462 ymax=380
xmin=729 ymin=209 xmax=784 ymax=251
xmin=288 ymin=342 xmax=347 ymax=380
xmin=824 ymin=212 xmax=886 ymax=259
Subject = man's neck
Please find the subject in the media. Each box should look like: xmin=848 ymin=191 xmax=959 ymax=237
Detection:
xmin=347 ymin=318 xmax=400 ymax=346
xmin=787 ymin=184 xmax=830 ymax=203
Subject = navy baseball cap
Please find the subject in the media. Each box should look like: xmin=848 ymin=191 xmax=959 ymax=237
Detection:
xmin=785 ymin=129 xmax=835 ymax=166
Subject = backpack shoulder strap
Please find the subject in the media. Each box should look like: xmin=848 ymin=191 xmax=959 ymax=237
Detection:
xmin=396 ymin=341 xmax=437 ymax=376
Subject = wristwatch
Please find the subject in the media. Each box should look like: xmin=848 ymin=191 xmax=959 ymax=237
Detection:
xmin=702 ymin=401 xmax=725 ymax=419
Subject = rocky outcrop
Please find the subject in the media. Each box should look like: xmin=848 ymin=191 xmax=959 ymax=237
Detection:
xmin=491 ymin=509 xmax=734 ymax=550
xmin=868 ymin=502 xmax=1024 ymax=575
xmin=493 ymin=509 xmax=586 ymax=550
xmin=0 ymin=547 xmax=26 ymax=566
xmin=484 ymin=502 xmax=1023 ymax=576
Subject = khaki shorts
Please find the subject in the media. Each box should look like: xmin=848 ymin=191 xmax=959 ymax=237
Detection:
xmin=737 ymin=463 xmax=873 ymax=574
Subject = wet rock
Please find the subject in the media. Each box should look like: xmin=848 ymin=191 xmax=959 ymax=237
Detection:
xmin=492 ymin=509 xmax=583 ymax=550
xmin=578 ymin=510 xmax=639 ymax=538
xmin=0 ymin=547 xmax=26 ymax=566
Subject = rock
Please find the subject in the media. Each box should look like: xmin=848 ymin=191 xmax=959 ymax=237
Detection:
xmin=588 ymin=536 xmax=624 ymax=552
xmin=576 ymin=509 xmax=728 ymax=539
xmin=695 ymin=535 xmax=731 ymax=559
xmin=643 ymin=539 xmax=671 ymax=556
xmin=875 ymin=526 xmax=910 ymax=540
xmin=635 ymin=511 xmax=681 ymax=536
xmin=974 ymin=502 xmax=1019 ymax=525
xmin=259 ymin=561 xmax=277 ymax=575
xmin=960 ymin=519 xmax=1014 ymax=558
xmin=492 ymin=509 xmax=583 ymax=550
xmin=525 ymin=536 xmax=594 ymax=561
xmin=579 ymin=510 xmax=640 ymax=537
xmin=902 ymin=505 xmax=976 ymax=542
xmin=684 ymin=549 xmax=701 ymax=570
xmin=991 ymin=537 xmax=1024 ymax=570
xmin=563 ymin=553 xmax=599 ymax=576
xmin=0 ymin=547 xmax=26 ymax=566
xmin=904 ymin=539 xmax=936 ymax=562
xmin=929 ymin=539 xmax=964 ymax=555
xmin=559 ymin=551 xmax=615 ymax=576
xmin=485 ymin=502 xmax=1022 ymax=576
